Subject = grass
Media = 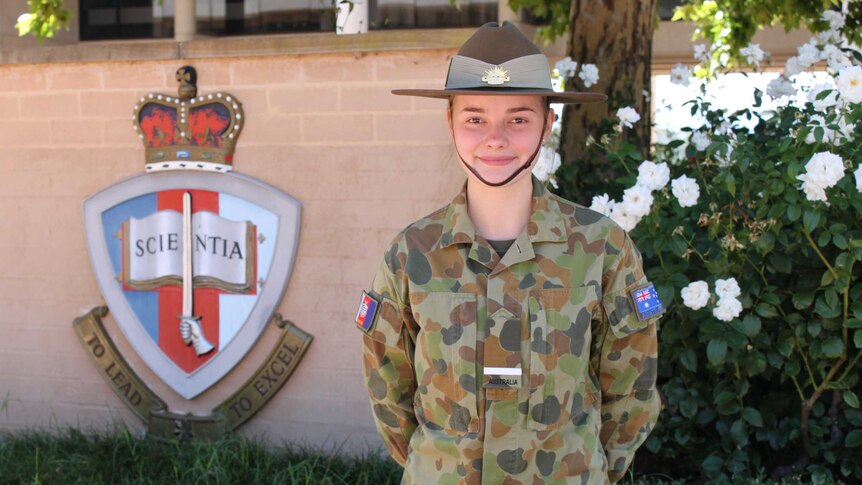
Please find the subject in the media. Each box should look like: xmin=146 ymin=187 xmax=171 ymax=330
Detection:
xmin=0 ymin=428 xmax=402 ymax=485
xmin=0 ymin=428 xmax=846 ymax=484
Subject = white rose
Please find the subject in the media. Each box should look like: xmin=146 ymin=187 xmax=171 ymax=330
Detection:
xmin=799 ymin=175 xmax=829 ymax=202
xmin=590 ymin=194 xmax=614 ymax=217
xmin=579 ymin=64 xmax=599 ymax=88
xmin=693 ymin=44 xmax=709 ymax=63
xmin=671 ymin=175 xmax=700 ymax=208
xmin=554 ymin=56 xmax=578 ymax=79
xmin=801 ymin=151 xmax=845 ymax=189
xmin=767 ymin=76 xmax=796 ymax=99
xmin=636 ymin=160 xmax=670 ymax=191
xmin=532 ymin=146 xmax=561 ymax=182
xmin=609 ymin=205 xmax=641 ymax=232
xmin=681 ymin=281 xmax=710 ymax=310
xmin=785 ymin=57 xmax=803 ymax=77
xmin=740 ymin=43 xmax=767 ymax=68
xmin=807 ymin=83 xmax=839 ymax=110
xmin=822 ymin=10 xmax=845 ymax=31
xmin=835 ymin=115 xmax=856 ymax=146
xmin=821 ymin=44 xmax=851 ymax=73
xmin=715 ymin=277 xmax=741 ymax=300
xmin=616 ymin=106 xmax=641 ymax=130
xmin=854 ymin=165 xmax=862 ymax=193
xmin=671 ymin=63 xmax=692 ymax=87
xmin=797 ymin=42 xmax=820 ymax=68
xmin=691 ymin=131 xmax=711 ymax=152
xmin=620 ymin=184 xmax=654 ymax=218
xmin=713 ymin=297 xmax=743 ymax=322
xmin=836 ymin=65 xmax=862 ymax=104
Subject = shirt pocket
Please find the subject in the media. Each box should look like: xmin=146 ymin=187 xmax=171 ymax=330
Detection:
xmin=411 ymin=292 xmax=479 ymax=435
xmin=527 ymin=285 xmax=599 ymax=431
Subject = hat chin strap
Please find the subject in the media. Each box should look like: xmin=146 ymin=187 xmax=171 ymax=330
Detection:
xmin=453 ymin=116 xmax=547 ymax=188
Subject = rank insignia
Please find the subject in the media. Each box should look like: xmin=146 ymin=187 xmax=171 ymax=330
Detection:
xmin=630 ymin=283 xmax=664 ymax=321
xmin=355 ymin=291 xmax=379 ymax=332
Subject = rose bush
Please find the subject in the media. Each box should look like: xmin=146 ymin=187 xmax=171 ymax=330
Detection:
xmin=547 ymin=10 xmax=862 ymax=482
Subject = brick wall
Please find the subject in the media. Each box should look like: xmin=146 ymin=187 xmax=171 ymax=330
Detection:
xmin=0 ymin=49 xmax=465 ymax=452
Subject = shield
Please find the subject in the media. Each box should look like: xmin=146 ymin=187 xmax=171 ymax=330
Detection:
xmin=84 ymin=171 xmax=300 ymax=399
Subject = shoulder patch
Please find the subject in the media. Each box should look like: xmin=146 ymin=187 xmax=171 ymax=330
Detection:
xmin=630 ymin=283 xmax=664 ymax=321
xmin=355 ymin=291 xmax=380 ymax=332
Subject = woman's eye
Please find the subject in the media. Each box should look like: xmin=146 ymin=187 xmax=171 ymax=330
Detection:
xmin=511 ymin=117 xmax=528 ymax=124
xmin=466 ymin=117 xmax=483 ymax=124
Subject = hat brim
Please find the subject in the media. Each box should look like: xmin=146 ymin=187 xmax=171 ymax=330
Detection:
xmin=392 ymin=88 xmax=606 ymax=104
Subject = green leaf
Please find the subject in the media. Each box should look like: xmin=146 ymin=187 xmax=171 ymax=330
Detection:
xmin=725 ymin=173 xmax=736 ymax=197
xmin=702 ymin=455 xmax=723 ymax=473
xmin=803 ymin=210 xmax=821 ymax=233
xmin=680 ymin=397 xmax=698 ymax=418
xmin=855 ymin=329 xmax=862 ymax=349
xmin=793 ymin=291 xmax=815 ymax=309
xmin=787 ymin=204 xmax=802 ymax=222
xmin=742 ymin=407 xmax=763 ymax=427
xmin=680 ymin=349 xmax=698 ymax=372
xmin=707 ymin=339 xmax=728 ymax=366
xmin=845 ymin=390 xmax=861 ymax=409
xmin=715 ymin=390 xmax=736 ymax=406
xmin=815 ymin=296 xmax=842 ymax=319
xmin=740 ymin=315 xmax=761 ymax=337
xmin=846 ymin=318 xmax=862 ymax=329
xmin=846 ymin=430 xmax=862 ymax=448
xmin=834 ymin=233 xmax=848 ymax=249
xmin=822 ymin=337 xmax=844 ymax=358
xmin=755 ymin=303 xmax=778 ymax=318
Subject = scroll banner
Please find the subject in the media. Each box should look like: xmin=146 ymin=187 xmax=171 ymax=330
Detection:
xmin=73 ymin=307 xmax=312 ymax=440
xmin=122 ymin=210 xmax=256 ymax=293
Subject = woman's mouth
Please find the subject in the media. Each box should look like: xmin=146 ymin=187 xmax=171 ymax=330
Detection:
xmin=477 ymin=156 xmax=516 ymax=166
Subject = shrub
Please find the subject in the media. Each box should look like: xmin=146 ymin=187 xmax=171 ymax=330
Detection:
xmin=546 ymin=13 xmax=862 ymax=483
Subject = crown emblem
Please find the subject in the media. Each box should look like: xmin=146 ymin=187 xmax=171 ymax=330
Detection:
xmin=132 ymin=66 xmax=244 ymax=173
xmin=481 ymin=65 xmax=510 ymax=86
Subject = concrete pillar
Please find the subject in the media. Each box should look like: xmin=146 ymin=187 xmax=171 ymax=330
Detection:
xmin=175 ymin=0 xmax=196 ymax=41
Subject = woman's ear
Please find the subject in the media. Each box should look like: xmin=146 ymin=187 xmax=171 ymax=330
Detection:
xmin=544 ymin=107 xmax=556 ymax=141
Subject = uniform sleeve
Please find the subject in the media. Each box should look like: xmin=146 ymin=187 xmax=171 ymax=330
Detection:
xmin=359 ymin=249 xmax=418 ymax=467
xmin=594 ymin=233 xmax=661 ymax=483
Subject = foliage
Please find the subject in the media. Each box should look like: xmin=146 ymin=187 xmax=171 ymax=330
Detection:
xmin=0 ymin=427 xmax=403 ymax=484
xmin=15 ymin=0 xmax=71 ymax=42
xmin=506 ymin=0 xmax=570 ymax=44
xmin=563 ymin=32 xmax=862 ymax=482
xmin=674 ymin=0 xmax=862 ymax=71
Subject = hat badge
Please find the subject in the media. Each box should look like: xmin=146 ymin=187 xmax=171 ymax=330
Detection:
xmin=482 ymin=65 xmax=510 ymax=86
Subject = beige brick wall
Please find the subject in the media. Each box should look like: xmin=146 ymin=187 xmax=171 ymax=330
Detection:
xmin=0 ymin=49 xmax=466 ymax=453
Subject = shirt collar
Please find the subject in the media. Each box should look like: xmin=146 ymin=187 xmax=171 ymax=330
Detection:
xmin=439 ymin=175 xmax=569 ymax=251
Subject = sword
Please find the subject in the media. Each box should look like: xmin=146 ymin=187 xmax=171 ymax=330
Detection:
xmin=179 ymin=191 xmax=214 ymax=356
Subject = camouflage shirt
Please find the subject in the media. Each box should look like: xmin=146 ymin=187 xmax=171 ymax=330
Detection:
xmin=359 ymin=177 xmax=661 ymax=484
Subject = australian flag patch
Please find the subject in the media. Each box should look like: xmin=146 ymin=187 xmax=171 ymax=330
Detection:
xmin=355 ymin=291 xmax=379 ymax=332
xmin=631 ymin=283 xmax=664 ymax=321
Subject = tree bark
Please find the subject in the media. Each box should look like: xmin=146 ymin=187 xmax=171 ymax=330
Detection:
xmin=559 ymin=0 xmax=656 ymax=205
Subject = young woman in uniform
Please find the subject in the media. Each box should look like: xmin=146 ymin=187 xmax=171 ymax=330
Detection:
xmin=356 ymin=21 xmax=662 ymax=484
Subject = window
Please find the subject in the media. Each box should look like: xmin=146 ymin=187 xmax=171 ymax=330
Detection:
xmin=79 ymin=0 xmax=497 ymax=40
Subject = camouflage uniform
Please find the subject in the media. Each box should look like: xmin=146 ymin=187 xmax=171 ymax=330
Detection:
xmin=359 ymin=177 xmax=660 ymax=484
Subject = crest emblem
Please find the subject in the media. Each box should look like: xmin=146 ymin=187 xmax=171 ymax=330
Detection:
xmin=481 ymin=65 xmax=510 ymax=85
xmin=77 ymin=66 xmax=311 ymax=437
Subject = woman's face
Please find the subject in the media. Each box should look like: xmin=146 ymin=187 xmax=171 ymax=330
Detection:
xmin=449 ymin=94 xmax=553 ymax=187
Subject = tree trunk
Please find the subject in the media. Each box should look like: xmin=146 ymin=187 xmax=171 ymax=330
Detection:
xmin=559 ymin=0 xmax=656 ymax=205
